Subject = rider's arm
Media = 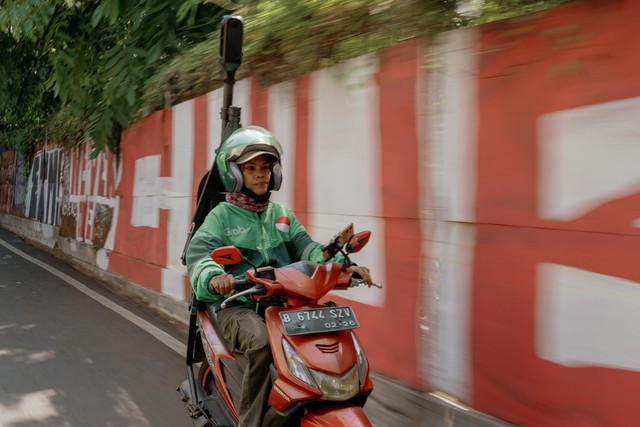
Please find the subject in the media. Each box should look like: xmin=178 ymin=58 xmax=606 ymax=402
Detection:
xmin=185 ymin=210 xmax=227 ymax=302
xmin=283 ymin=208 xmax=344 ymax=264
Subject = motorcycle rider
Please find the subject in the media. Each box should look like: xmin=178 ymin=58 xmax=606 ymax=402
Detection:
xmin=185 ymin=125 xmax=373 ymax=427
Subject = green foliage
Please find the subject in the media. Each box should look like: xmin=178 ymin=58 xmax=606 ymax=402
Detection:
xmin=0 ymin=0 xmax=226 ymax=157
xmin=143 ymin=0 xmax=575 ymax=111
xmin=1 ymin=0 xmax=574 ymax=157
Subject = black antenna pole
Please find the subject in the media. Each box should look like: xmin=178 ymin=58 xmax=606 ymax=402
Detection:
xmin=219 ymin=15 xmax=244 ymax=142
xmin=181 ymin=15 xmax=244 ymax=266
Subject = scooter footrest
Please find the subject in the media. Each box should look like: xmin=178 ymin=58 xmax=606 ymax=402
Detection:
xmin=200 ymin=394 xmax=237 ymax=427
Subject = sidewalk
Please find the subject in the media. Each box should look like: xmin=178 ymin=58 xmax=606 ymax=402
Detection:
xmin=0 ymin=212 xmax=516 ymax=427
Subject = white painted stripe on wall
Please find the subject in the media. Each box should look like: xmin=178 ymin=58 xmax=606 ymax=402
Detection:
xmin=166 ymin=100 xmax=194 ymax=294
xmin=107 ymin=154 xmax=123 ymax=252
xmin=426 ymin=27 xmax=480 ymax=401
xmin=429 ymin=223 xmax=475 ymax=400
xmin=308 ymin=54 xmax=384 ymax=307
xmin=236 ymin=78 xmax=252 ymax=127
xmin=536 ymin=263 xmax=640 ymax=372
xmin=82 ymin=145 xmax=92 ymax=197
xmin=538 ymin=96 xmax=640 ymax=222
xmin=131 ymin=155 xmax=170 ymax=228
xmin=308 ymin=54 xmax=380 ymax=217
xmin=103 ymin=196 xmax=119 ymax=252
xmin=439 ymin=29 xmax=479 ymax=224
xmin=268 ymin=81 xmax=295 ymax=209
xmin=162 ymin=267 xmax=186 ymax=303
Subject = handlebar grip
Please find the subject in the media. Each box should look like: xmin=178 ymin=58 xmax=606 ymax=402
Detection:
xmin=234 ymin=278 xmax=251 ymax=292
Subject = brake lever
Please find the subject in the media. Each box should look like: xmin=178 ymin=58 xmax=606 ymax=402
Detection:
xmin=350 ymin=278 xmax=382 ymax=289
xmin=221 ymin=285 xmax=263 ymax=309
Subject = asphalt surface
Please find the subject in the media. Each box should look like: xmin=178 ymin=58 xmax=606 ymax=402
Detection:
xmin=0 ymin=227 xmax=192 ymax=427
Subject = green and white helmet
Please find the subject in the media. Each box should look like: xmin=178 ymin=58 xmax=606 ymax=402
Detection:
xmin=215 ymin=125 xmax=284 ymax=193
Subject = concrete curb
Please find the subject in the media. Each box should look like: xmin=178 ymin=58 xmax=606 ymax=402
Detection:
xmin=366 ymin=373 xmax=516 ymax=427
xmin=0 ymin=212 xmax=515 ymax=427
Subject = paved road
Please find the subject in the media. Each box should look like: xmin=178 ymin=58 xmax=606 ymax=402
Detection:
xmin=0 ymin=228 xmax=192 ymax=427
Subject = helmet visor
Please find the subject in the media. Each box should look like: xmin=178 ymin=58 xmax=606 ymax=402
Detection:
xmin=234 ymin=148 xmax=279 ymax=164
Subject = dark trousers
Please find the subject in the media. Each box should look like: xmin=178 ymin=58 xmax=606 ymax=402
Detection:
xmin=216 ymin=306 xmax=272 ymax=427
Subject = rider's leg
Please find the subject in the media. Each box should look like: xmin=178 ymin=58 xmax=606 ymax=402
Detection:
xmin=217 ymin=305 xmax=272 ymax=427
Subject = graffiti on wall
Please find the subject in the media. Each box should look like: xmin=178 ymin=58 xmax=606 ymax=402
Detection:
xmin=60 ymin=144 xmax=119 ymax=250
xmin=24 ymin=147 xmax=64 ymax=225
xmin=12 ymin=153 xmax=28 ymax=215
xmin=0 ymin=151 xmax=15 ymax=214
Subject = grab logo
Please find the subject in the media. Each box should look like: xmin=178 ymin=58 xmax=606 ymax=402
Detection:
xmin=224 ymin=226 xmax=248 ymax=236
xmin=275 ymin=216 xmax=290 ymax=233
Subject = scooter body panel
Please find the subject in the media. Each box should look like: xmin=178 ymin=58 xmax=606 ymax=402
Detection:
xmin=197 ymin=310 xmax=240 ymax=419
xmin=259 ymin=263 xmax=343 ymax=303
xmin=301 ymin=404 xmax=372 ymax=427
xmin=266 ymin=306 xmax=358 ymax=373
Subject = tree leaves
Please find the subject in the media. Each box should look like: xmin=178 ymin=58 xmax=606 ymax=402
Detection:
xmin=0 ymin=0 xmax=227 ymax=157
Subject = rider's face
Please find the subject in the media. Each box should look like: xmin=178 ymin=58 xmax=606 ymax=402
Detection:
xmin=240 ymin=155 xmax=272 ymax=196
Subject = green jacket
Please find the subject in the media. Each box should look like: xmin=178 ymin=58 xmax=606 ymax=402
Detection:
xmin=186 ymin=201 xmax=339 ymax=309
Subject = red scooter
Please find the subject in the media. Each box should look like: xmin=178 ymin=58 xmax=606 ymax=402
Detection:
xmin=178 ymin=225 xmax=381 ymax=426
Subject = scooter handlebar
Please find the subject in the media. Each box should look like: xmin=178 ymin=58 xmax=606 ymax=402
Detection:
xmin=220 ymin=281 xmax=263 ymax=309
xmin=234 ymin=277 xmax=250 ymax=292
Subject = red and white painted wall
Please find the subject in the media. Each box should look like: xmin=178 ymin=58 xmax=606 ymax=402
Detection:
xmin=427 ymin=1 xmax=640 ymax=426
xmin=1 ymin=0 xmax=639 ymax=425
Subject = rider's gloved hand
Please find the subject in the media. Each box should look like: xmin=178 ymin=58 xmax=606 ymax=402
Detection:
xmin=210 ymin=273 xmax=236 ymax=295
xmin=349 ymin=266 xmax=373 ymax=287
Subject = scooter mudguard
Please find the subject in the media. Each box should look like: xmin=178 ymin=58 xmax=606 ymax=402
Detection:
xmin=300 ymin=404 xmax=372 ymax=427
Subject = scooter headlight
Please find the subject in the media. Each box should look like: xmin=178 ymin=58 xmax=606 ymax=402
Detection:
xmin=351 ymin=331 xmax=369 ymax=385
xmin=282 ymin=338 xmax=319 ymax=389
xmin=281 ymin=338 xmax=361 ymax=401
xmin=309 ymin=364 xmax=359 ymax=401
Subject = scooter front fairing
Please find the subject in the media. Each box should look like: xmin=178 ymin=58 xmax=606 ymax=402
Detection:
xmin=264 ymin=306 xmax=373 ymax=415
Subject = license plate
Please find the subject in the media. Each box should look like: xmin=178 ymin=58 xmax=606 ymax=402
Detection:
xmin=279 ymin=306 xmax=360 ymax=336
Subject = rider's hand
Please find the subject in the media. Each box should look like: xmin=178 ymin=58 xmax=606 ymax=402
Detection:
xmin=210 ymin=274 xmax=236 ymax=295
xmin=350 ymin=266 xmax=373 ymax=287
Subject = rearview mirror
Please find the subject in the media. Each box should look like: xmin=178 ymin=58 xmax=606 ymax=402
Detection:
xmin=211 ymin=246 xmax=243 ymax=265
xmin=321 ymin=223 xmax=354 ymax=261
xmin=346 ymin=231 xmax=371 ymax=254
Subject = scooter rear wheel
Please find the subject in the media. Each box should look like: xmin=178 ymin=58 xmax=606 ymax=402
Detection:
xmin=198 ymin=360 xmax=215 ymax=394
